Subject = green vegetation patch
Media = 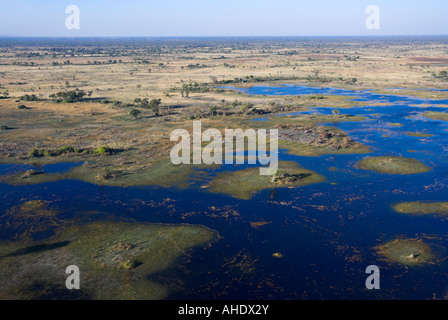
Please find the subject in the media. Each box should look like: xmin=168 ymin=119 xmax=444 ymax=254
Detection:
xmin=256 ymin=114 xmax=371 ymax=157
xmin=423 ymin=111 xmax=448 ymax=122
xmin=358 ymin=156 xmax=431 ymax=174
xmin=0 ymin=220 xmax=217 ymax=300
xmin=4 ymin=156 xmax=213 ymax=189
xmin=27 ymin=145 xmax=118 ymax=158
xmin=66 ymin=159 xmax=196 ymax=188
xmin=49 ymin=89 xmax=87 ymax=103
xmin=376 ymin=239 xmax=435 ymax=266
xmin=392 ymin=202 xmax=448 ymax=216
xmin=405 ymin=132 xmax=434 ymax=138
xmin=279 ymin=139 xmax=370 ymax=157
xmin=265 ymin=114 xmax=368 ymax=127
xmin=0 ymin=200 xmax=73 ymax=241
xmin=208 ymin=161 xmax=325 ymax=200
xmin=5 ymin=169 xmax=63 ymax=186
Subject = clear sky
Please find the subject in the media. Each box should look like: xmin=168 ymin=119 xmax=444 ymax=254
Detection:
xmin=0 ymin=0 xmax=447 ymax=37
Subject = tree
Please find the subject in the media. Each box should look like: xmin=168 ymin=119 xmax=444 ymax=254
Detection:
xmin=20 ymin=94 xmax=39 ymax=101
xmin=181 ymin=84 xmax=190 ymax=98
xmin=50 ymin=89 xmax=86 ymax=103
xmin=148 ymin=98 xmax=161 ymax=109
xmin=152 ymin=106 xmax=160 ymax=116
xmin=129 ymin=109 xmax=141 ymax=119
xmin=437 ymin=70 xmax=448 ymax=81
xmin=134 ymin=98 xmax=162 ymax=116
xmin=149 ymin=98 xmax=161 ymax=116
xmin=209 ymin=105 xmax=218 ymax=116
xmin=140 ymin=98 xmax=149 ymax=108
xmin=0 ymin=90 xmax=9 ymax=98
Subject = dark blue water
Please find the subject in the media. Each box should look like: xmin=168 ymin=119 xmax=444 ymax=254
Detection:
xmin=2 ymin=84 xmax=448 ymax=300
xmin=224 ymin=84 xmax=448 ymax=106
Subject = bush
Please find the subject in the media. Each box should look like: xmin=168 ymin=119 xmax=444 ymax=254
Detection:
xmin=28 ymin=145 xmax=114 ymax=158
xmin=20 ymin=94 xmax=39 ymax=101
xmin=0 ymin=125 xmax=8 ymax=130
xmin=148 ymin=98 xmax=161 ymax=110
xmin=43 ymin=150 xmax=54 ymax=157
xmin=59 ymin=146 xmax=75 ymax=154
xmin=433 ymin=70 xmax=448 ymax=81
xmin=241 ymin=103 xmax=254 ymax=113
xmin=209 ymin=106 xmax=218 ymax=116
xmin=0 ymin=90 xmax=9 ymax=99
xmin=17 ymin=104 xmax=29 ymax=110
xmin=28 ymin=148 xmax=44 ymax=157
xmin=129 ymin=109 xmax=141 ymax=119
xmin=94 ymin=146 xmax=110 ymax=155
xmin=309 ymin=96 xmax=325 ymax=100
xmin=50 ymin=89 xmax=86 ymax=103
xmin=29 ymin=146 xmax=80 ymax=158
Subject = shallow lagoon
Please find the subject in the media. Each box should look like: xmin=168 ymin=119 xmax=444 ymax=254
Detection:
xmin=2 ymin=85 xmax=448 ymax=299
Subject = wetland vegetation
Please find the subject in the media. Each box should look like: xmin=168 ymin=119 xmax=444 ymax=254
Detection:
xmin=357 ymin=156 xmax=431 ymax=175
xmin=1 ymin=36 xmax=448 ymax=300
xmin=392 ymin=202 xmax=448 ymax=216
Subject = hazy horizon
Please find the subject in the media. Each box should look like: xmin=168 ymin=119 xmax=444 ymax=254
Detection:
xmin=1 ymin=0 xmax=447 ymax=37
xmin=1 ymin=35 xmax=448 ymax=39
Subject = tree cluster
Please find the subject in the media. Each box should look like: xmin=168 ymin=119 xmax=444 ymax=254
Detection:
xmin=49 ymin=89 xmax=86 ymax=103
xmin=133 ymin=98 xmax=162 ymax=116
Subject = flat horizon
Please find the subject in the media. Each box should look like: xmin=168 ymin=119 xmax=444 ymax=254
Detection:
xmin=1 ymin=34 xmax=448 ymax=39
xmin=1 ymin=1 xmax=447 ymax=37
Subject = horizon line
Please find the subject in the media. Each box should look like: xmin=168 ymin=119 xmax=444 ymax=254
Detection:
xmin=1 ymin=34 xmax=448 ymax=39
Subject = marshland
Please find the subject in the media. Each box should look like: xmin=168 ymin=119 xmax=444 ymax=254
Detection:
xmin=1 ymin=36 xmax=448 ymax=299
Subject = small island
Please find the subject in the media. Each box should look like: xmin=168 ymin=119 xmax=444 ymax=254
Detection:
xmin=405 ymin=132 xmax=434 ymax=138
xmin=0 ymin=200 xmax=217 ymax=300
xmin=423 ymin=111 xmax=448 ymax=122
xmin=208 ymin=161 xmax=325 ymax=200
xmin=392 ymin=202 xmax=448 ymax=216
xmin=358 ymin=156 xmax=431 ymax=174
xmin=376 ymin=238 xmax=435 ymax=266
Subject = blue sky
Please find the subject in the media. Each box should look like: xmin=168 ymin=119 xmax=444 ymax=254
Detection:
xmin=0 ymin=0 xmax=447 ymax=37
